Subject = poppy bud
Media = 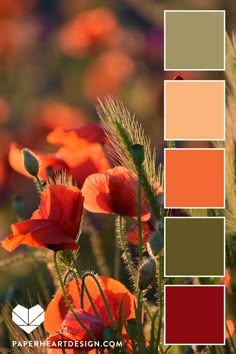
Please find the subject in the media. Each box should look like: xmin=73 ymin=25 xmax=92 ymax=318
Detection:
xmin=138 ymin=258 xmax=156 ymax=290
xmin=174 ymin=74 xmax=184 ymax=80
xmin=22 ymin=149 xmax=39 ymax=177
xmin=147 ymin=228 xmax=164 ymax=257
xmin=131 ymin=144 xmax=145 ymax=166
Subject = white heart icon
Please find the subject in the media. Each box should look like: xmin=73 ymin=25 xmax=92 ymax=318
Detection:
xmin=12 ymin=304 xmax=45 ymax=334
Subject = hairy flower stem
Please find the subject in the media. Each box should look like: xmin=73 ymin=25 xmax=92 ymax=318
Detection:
xmin=114 ymin=237 xmax=120 ymax=280
xmin=226 ymin=322 xmax=236 ymax=353
xmin=156 ymin=255 xmax=164 ymax=351
xmin=81 ymin=272 xmax=116 ymax=328
xmin=68 ymin=252 xmax=100 ymax=318
xmin=137 ymin=169 xmax=143 ymax=264
xmin=53 ymin=252 xmax=97 ymax=341
xmin=140 ymin=171 xmax=161 ymax=220
xmin=36 ymin=175 xmax=44 ymax=192
xmin=117 ymin=216 xmax=137 ymax=285
xmin=117 ymin=216 xmax=153 ymax=322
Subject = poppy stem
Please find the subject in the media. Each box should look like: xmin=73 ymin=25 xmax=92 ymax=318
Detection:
xmin=226 ymin=321 xmax=236 ymax=353
xmin=81 ymin=272 xmax=117 ymax=329
xmin=156 ymin=254 xmax=164 ymax=351
xmin=113 ymin=236 xmax=120 ymax=280
xmin=117 ymin=215 xmax=137 ymax=286
xmin=35 ymin=175 xmax=44 ymax=192
xmin=137 ymin=170 xmax=143 ymax=264
xmin=68 ymin=252 xmax=101 ymax=319
xmin=53 ymin=252 xmax=98 ymax=342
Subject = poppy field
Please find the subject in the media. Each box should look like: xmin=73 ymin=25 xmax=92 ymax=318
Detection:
xmin=0 ymin=1 xmax=236 ymax=354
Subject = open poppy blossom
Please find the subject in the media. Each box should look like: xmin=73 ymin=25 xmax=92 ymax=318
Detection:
xmin=1 ymin=184 xmax=84 ymax=252
xmin=81 ymin=166 xmax=151 ymax=221
xmin=45 ymin=276 xmax=137 ymax=353
xmin=9 ymin=142 xmax=69 ymax=181
xmin=56 ymin=143 xmax=110 ymax=188
xmin=47 ymin=125 xmax=110 ymax=188
xmin=126 ymin=218 xmax=157 ymax=245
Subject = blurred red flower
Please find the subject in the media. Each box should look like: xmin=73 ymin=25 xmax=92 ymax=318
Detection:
xmin=9 ymin=142 xmax=69 ymax=181
xmin=221 ymin=268 xmax=233 ymax=294
xmin=45 ymin=276 xmax=136 ymax=353
xmin=81 ymin=166 xmax=151 ymax=221
xmin=0 ymin=19 xmax=39 ymax=67
xmin=126 ymin=219 xmax=157 ymax=245
xmin=58 ymin=8 xmax=122 ymax=57
xmin=1 ymin=184 xmax=83 ymax=251
xmin=33 ymin=101 xmax=89 ymax=131
xmin=0 ymin=0 xmax=36 ymax=18
xmin=84 ymin=50 xmax=134 ymax=102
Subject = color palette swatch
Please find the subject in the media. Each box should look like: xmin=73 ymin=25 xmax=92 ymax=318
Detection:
xmin=164 ymin=217 xmax=225 ymax=277
xmin=164 ymin=10 xmax=225 ymax=70
xmin=164 ymin=285 xmax=225 ymax=345
xmin=163 ymin=9 xmax=226 ymax=347
xmin=164 ymin=148 xmax=225 ymax=208
xmin=164 ymin=81 xmax=225 ymax=140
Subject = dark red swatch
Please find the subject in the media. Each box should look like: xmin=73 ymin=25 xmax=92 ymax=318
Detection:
xmin=165 ymin=285 xmax=225 ymax=345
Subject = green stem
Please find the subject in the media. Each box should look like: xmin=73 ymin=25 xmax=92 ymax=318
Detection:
xmin=164 ymin=345 xmax=171 ymax=353
xmin=35 ymin=175 xmax=44 ymax=192
xmin=140 ymin=171 xmax=160 ymax=220
xmin=81 ymin=272 xmax=116 ymax=328
xmin=156 ymin=255 xmax=164 ymax=350
xmin=137 ymin=169 xmax=143 ymax=264
xmin=117 ymin=216 xmax=153 ymax=322
xmin=114 ymin=237 xmax=120 ymax=280
xmin=53 ymin=252 xmax=97 ymax=341
xmin=68 ymin=252 xmax=100 ymax=318
xmin=226 ymin=321 xmax=236 ymax=353
xmin=118 ymin=215 xmax=137 ymax=285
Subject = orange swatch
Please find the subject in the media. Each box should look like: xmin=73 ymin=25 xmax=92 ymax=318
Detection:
xmin=164 ymin=81 xmax=225 ymax=140
xmin=164 ymin=149 xmax=225 ymax=208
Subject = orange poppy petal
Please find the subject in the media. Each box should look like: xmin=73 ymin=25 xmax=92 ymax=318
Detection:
xmin=8 ymin=142 xmax=68 ymax=181
xmin=1 ymin=232 xmax=45 ymax=252
xmin=37 ymin=184 xmax=84 ymax=238
xmin=126 ymin=219 xmax=157 ymax=245
xmin=47 ymin=124 xmax=105 ymax=150
xmin=44 ymin=276 xmax=136 ymax=334
xmin=82 ymin=167 xmax=150 ymax=220
xmin=57 ymin=143 xmax=110 ymax=188
xmin=1 ymin=219 xmax=78 ymax=252
xmin=9 ymin=142 xmax=36 ymax=179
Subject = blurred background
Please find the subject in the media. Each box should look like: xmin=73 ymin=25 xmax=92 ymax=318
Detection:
xmin=0 ymin=0 xmax=234 ymax=350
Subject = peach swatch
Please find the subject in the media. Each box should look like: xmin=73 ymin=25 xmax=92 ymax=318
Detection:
xmin=164 ymin=149 xmax=225 ymax=208
xmin=164 ymin=81 xmax=225 ymax=140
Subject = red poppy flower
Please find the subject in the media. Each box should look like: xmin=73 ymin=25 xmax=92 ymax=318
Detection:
xmin=84 ymin=50 xmax=134 ymax=102
xmin=47 ymin=125 xmax=110 ymax=188
xmin=58 ymin=8 xmax=122 ymax=57
xmin=36 ymin=101 xmax=88 ymax=130
xmin=1 ymin=184 xmax=84 ymax=252
xmin=47 ymin=124 xmax=106 ymax=150
xmin=9 ymin=142 xmax=69 ymax=181
xmin=44 ymin=276 xmax=137 ymax=353
xmin=81 ymin=166 xmax=151 ymax=221
xmin=126 ymin=219 xmax=157 ymax=245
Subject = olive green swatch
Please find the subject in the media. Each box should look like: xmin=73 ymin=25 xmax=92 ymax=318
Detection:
xmin=165 ymin=11 xmax=225 ymax=70
xmin=165 ymin=217 xmax=225 ymax=276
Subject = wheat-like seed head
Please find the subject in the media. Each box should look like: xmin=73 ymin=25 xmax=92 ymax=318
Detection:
xmin=97 ymin=96 xmax=157 ymax=182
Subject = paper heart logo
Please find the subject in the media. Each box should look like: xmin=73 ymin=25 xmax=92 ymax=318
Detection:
xmin=12 ymin=304 xmax=45 ymax=334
